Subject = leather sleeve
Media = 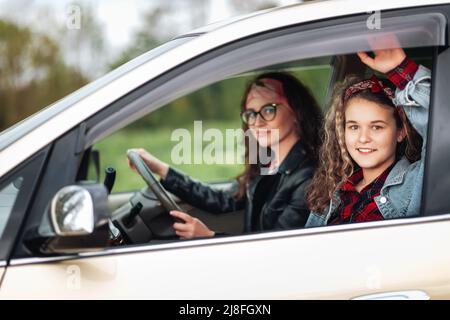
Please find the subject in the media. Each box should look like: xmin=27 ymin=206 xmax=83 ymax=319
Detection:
xmin=264 ymin=166 xmax=314 ymax=230
xmin=270 ymin=178 xmax=311 ymax=230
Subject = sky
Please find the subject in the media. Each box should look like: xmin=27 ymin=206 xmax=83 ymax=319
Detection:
xmin=1 ymin=0 xmax=302 ymax=50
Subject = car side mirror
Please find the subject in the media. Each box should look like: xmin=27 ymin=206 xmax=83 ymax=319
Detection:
xmin=25 ymin=182 xmax=111 ymax=255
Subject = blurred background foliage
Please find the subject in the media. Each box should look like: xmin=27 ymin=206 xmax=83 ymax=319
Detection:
xmin=1 ymin=0 xmax=330 ymax=191
xmin=0 ymin=19 xmax=88 ymax=130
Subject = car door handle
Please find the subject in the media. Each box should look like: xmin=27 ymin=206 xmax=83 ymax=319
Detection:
xmin=353 ymin=290 xmax=430 ymax=300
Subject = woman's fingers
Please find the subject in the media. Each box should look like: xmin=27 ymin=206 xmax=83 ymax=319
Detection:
xmin=171 ymin=211 xmax=214 ymax=239
xmin=127 ymin=148 xmax=149 ymax=163
xmin=170 ymin=210 xmax=193 ymax=223
xmin=126 ymin=148 xmax=168 ymax=178
xmin=127 ymin=148 xmax=155 ymax=174
xmin=126 ymin=148 xmax=141 ymax=171
xmin=127 ymin=157 xmax=137 ymax=171
xmin=175 ymin=230 xmax=193 ymax=240
xmin=173 ymin=222 xmax=190 ymax=232
xmin=175 ymin=230 xmax=187 ymax=239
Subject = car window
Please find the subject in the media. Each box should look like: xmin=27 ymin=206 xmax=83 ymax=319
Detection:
xmin=74 ymin=9 xmax=443 ymax=250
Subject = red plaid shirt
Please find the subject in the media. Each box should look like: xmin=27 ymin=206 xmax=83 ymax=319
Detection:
xmin=386 ymin=57 xmax=419 ymax=90
xmin=328 ymin=165 xmax=395 ymax=225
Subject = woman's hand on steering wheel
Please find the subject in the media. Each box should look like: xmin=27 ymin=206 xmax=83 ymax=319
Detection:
xmin=127 ymin=148 xmax=169 ymax=179
xmin=170 ymin=210 xmax=215 ymax=240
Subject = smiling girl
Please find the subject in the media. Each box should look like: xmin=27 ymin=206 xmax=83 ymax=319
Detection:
xmin=129 ymin=72 xmax=323 ymax=238
xmin=306 ymin=46 xmax=431 ymax=226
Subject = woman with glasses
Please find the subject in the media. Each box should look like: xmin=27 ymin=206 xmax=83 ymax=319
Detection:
xmin=128 ymin=72 xmax=323 ymax=239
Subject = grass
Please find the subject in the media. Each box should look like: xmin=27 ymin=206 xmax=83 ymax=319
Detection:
xmin=88 ymin=66 xmax=333 ymax=192
xmin=90 ymin=120 xmax=245 ymax=192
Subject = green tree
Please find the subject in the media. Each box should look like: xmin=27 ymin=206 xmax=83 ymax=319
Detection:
xmin=0 ymin=19 xmax=88 ymax=131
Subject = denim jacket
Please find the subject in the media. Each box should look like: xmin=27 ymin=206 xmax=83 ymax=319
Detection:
xmin=306 ymin=65 xmax=432 ymax=227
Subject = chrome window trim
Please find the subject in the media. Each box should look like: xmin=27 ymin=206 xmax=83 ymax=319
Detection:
xmin=9 ymin=212 xmax=450 ymax=267
xmin=0 ymin=0 xmax=448 ymax=178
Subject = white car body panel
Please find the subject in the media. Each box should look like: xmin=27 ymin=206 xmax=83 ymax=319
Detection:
xmin=0 ymin=0 xmax=448 ymax=178
xmin=2 ymin=215 xmax=450 ymax=299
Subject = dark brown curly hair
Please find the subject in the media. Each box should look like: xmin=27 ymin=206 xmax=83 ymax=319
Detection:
xmin=234 ymin=72 xmax=323 ymax=199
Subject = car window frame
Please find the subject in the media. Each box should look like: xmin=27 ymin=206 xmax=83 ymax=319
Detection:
xmin=10 ymin=4 xmax=450 ymax=263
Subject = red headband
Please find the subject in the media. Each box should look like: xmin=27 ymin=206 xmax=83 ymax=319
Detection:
xmin=343 ymin=75 xmax=395 ymax=104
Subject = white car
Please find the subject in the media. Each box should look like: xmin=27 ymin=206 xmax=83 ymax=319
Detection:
xmin=0 ymin=0 xmax=450 ymax=299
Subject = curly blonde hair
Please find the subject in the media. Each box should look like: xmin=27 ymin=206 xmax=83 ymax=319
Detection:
xmin=306 ymin=75 xmax=422 ymax=214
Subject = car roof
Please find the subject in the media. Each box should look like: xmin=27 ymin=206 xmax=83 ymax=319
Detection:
xmin=1 ymin=0 xmax=449 ymax=177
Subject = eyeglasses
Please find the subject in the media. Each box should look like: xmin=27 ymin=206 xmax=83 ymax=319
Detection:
xmin=241 ymin=103 xmax=280 ymax=125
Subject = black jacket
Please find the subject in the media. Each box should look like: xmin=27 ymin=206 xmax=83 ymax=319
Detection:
xmin=160 ymin=141 xmax=315 ymax=232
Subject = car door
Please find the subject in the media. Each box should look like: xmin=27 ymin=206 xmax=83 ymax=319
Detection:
xmin=1 ymin=2 xmax=450 ymax=299
xmin=4 ymin=217 xmax=450 ymax=299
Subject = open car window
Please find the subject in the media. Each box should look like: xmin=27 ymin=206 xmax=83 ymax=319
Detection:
xmin=88 ymin=57 xmax=333 ymax=192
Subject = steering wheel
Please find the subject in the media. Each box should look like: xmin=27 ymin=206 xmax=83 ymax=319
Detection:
xmin=127 ymin=150 xmax=182 ymax=213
